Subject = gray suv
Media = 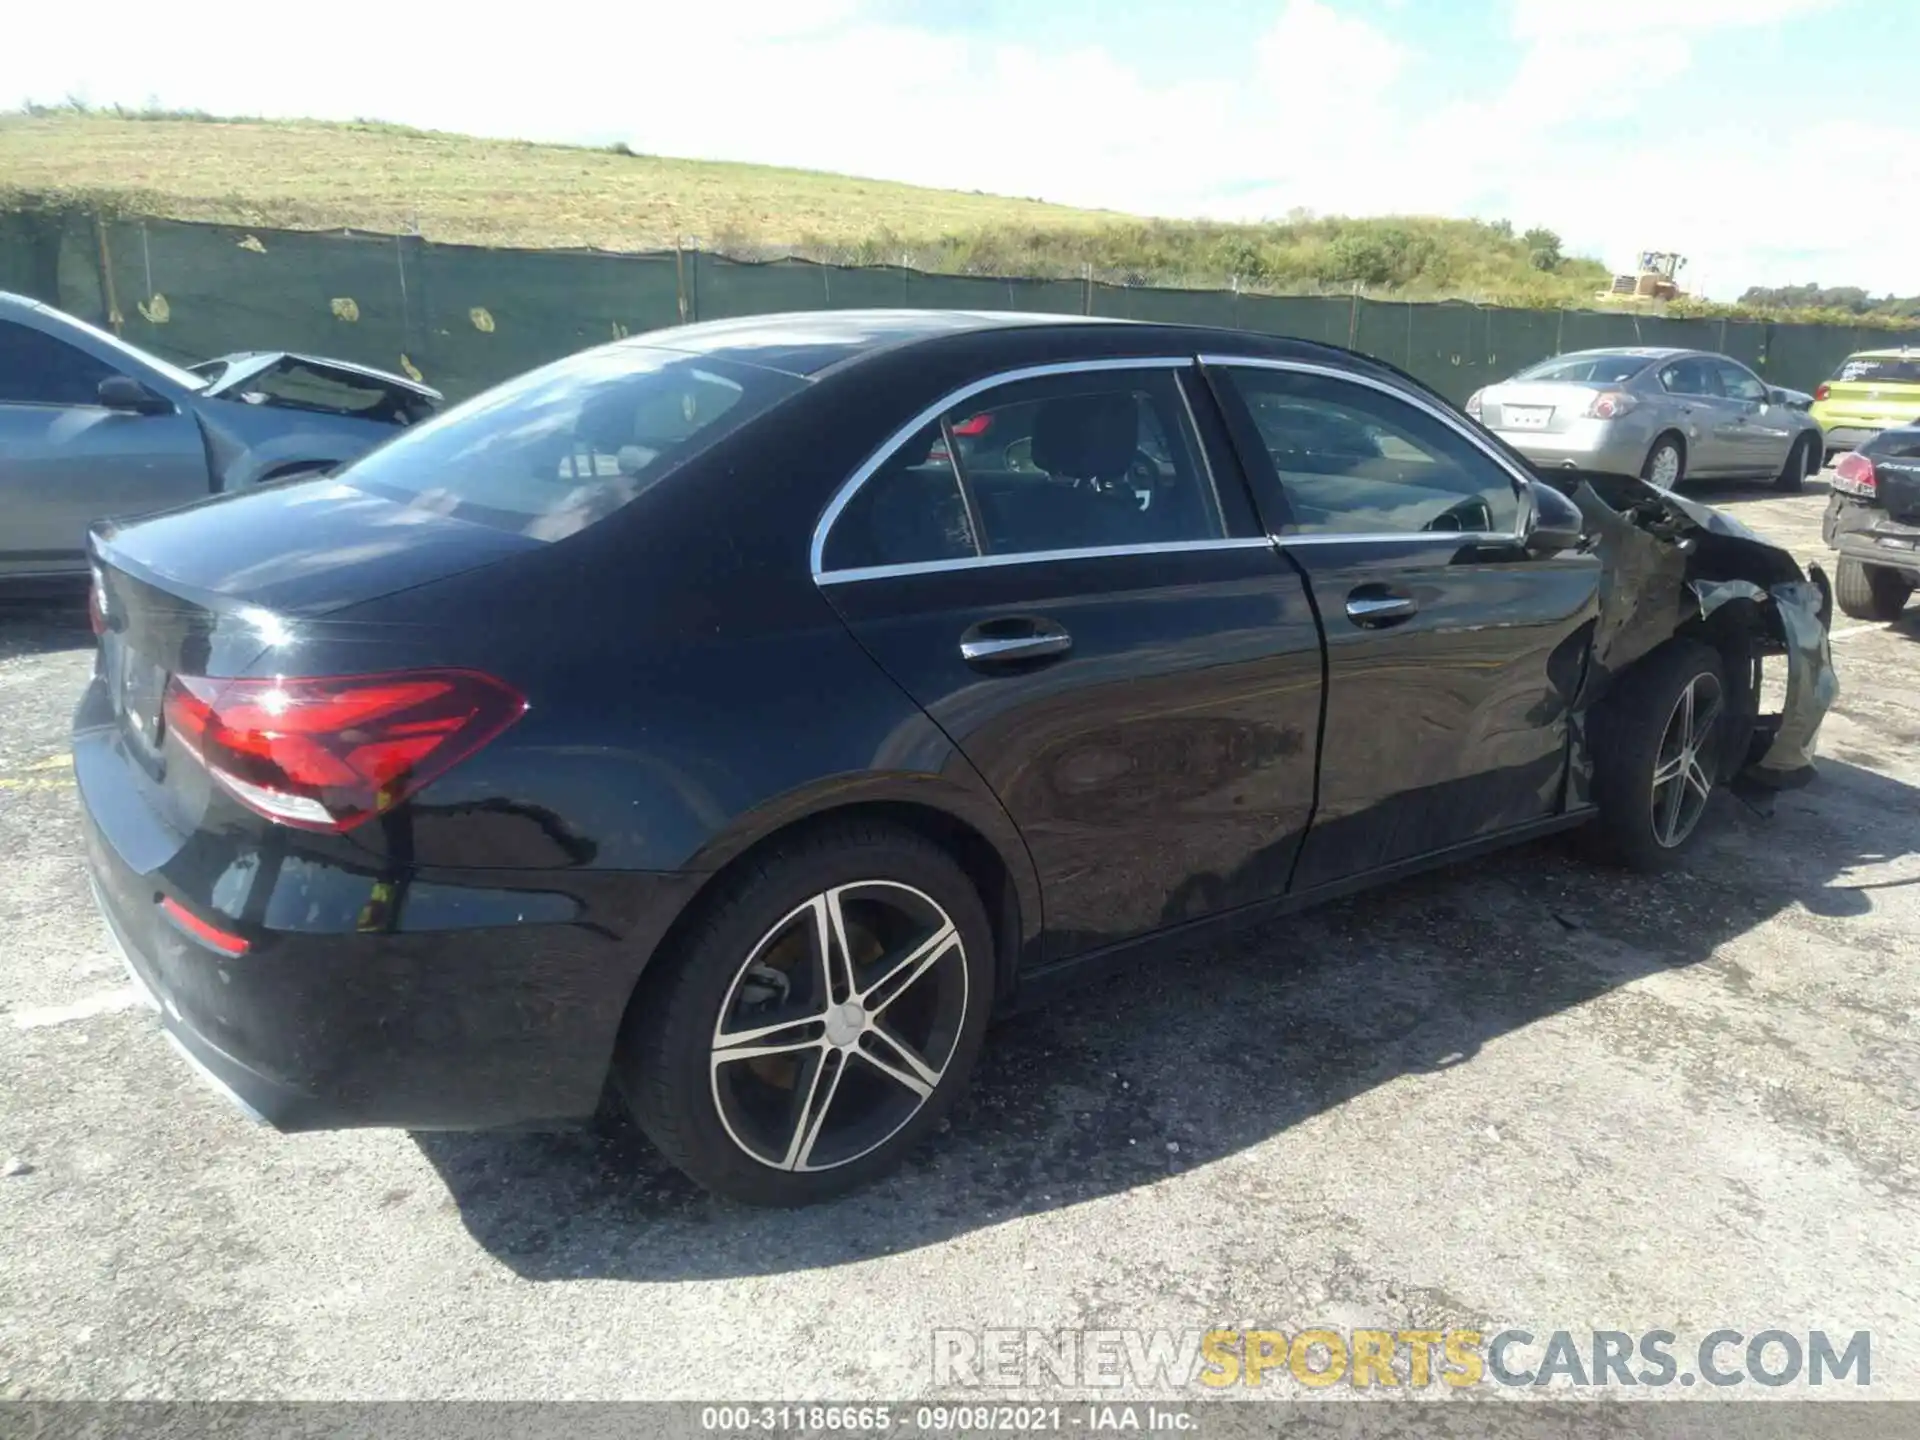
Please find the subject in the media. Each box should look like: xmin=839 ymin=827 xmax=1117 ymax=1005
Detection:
xmin=0 ymin=293 xmax=440 ymax=587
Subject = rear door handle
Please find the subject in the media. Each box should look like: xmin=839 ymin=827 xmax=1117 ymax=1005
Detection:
xmin=1345 ymin=590 xmax=1417 ymax=627
xmin=960 ymin=618 xmax=1072 ymax=665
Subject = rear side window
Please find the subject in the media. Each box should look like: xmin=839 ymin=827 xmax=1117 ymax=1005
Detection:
xmin=1833 ymin=355 xmax=1920 ymax=384
xmin=822 ymin=368 xmax=1223 ymax=573
xmin=0 ymin=319 xmax=117 ymax=406
xmin=337 ymin=345 xmax=801 ymax=541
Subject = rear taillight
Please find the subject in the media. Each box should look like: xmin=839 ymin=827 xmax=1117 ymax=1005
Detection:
xmin=1463 ymin=389 xmax=1484 ymax=419
xmin=163 ymin=669 xmax=526 ymax=832
xmin=951 ymin=413 xmax=993 ymax=437
xmin=1586 ymin=391 xmax=1638 ymax=420
xmin=88 ymin=568 xmax=107 ymax=638
xmin=1814 ymin=383 xmax=1831 ymax=402
xmin=1832 ymin=451 xmax=1877 ymax=498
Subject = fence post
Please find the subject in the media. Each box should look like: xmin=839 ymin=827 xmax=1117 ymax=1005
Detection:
xmin=1346 ymin=284 xmax=1360 ymax=349
xmin=93 ymin=215 xmax=123 ymax=334
xmin=674 ymin=241 xmax=689 ymax=325
xmin=1555 ymin=307 xmax=1565 ymax=356
xmin=1082 ymin=263 xmax=1093 ymax=316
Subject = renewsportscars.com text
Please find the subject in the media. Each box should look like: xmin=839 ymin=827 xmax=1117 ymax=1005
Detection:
xmin=932 ymin=1328 xmax=1871 ymax=1391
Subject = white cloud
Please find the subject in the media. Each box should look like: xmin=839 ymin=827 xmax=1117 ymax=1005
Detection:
xmin=0 ymin=0 xmax=1911 ymax=296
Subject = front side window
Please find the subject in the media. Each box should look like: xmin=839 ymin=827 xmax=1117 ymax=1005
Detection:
xmin=1658 ymin=358 xmax=1720 ymax=397
xmin=338 ymin=344 xmax=802 ymax=541
xmin=0 ymin=320 xmax=118 ymax=407
xmin=1714 ymin=361 xmax=1769 ymax=403
xmin=822 ymin=367 xmax=1223 ymax=572
xmin=1224 ymin=367 xmax=1520 ymax=536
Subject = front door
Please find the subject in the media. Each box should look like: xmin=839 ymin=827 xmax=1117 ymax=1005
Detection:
xmin=0 ymin=318 xmax=207 ymax=578
xmin=817 ymin=360 xmax=1324 ymax=960
xmin=1205 ymin=358 xmax=1601 ymax=891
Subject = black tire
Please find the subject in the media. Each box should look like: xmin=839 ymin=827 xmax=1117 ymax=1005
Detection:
xmin=1834 ymin=556 xmax=1914 ymax=622
xmin=1774 ymin=433 xmax=1815 ymax=493
xmin=1587 ymin=640 xmax=1727 ymax=872
xmin=616 ymin=820 xmax=994 ymax=1206
xmin=1641 ymin=433 xmax=1686 ymax=490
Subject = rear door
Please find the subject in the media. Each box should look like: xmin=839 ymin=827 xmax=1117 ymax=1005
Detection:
xmin=817 ymin=358 xmax=1325 ymax=960
xmin=0 ymin=318 xmax=207 ymax=578
xmin=1655 ymin=356 xmax=1734 ymax=476
xmin=1204 ymin=356 xmax=1600 ymax=891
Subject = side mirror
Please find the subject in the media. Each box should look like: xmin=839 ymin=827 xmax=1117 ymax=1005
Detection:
xmin=1523 ymin=478 xmax=1585 ymax=554
xmin=97 ymin=375 xmax=172 ymax=415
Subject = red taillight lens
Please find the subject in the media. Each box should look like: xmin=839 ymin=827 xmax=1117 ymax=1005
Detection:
xmin=1832 ymin=451 xmax=1877 ymax=498
xmin=1814 ymin=383 xmax=1831 ymax=402
xmin=1586 ymin=391 xmax=1637 ymax=420
xmin=951 ymin=413 xmax=993 ymax=437
xmin=163 ymin=669 xmax=526 ymax=832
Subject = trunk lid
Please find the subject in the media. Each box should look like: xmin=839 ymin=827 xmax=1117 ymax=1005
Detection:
xmin=1480 ymin=381 xmax=1599 ymax=435
xmin=1816 ymin=379 xmax=1920 ymax=427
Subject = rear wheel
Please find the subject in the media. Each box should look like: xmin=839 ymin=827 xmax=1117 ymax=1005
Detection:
xmin=616 ymin=821 xmax=993 ymax=1206
xmin=1834 ymin=556 xmax=1914 ymax=622
xmin=1588 ymin=641 xmax=1726 ymax=872
xmin=1642 ymin=433 xmax=1686 ymax=490
xmin=1774 ymin=433 xmax=1815 ymax=493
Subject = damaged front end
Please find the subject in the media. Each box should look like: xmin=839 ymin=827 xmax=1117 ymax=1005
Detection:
xmin=1564 ymin=474 xmax=1837 ymax=806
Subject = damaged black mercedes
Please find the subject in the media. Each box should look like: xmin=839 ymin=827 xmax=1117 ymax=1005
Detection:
xmin=75 ymin=312 xmax=1838 ymax=1203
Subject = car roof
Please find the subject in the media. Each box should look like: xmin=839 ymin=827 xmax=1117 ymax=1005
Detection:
xmin=625 ymin=309 xmax=1123 ymax=378
xmin=1547 ymin=346 xmax=1690 ymax=360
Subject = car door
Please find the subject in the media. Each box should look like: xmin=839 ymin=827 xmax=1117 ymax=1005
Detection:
xmin=1203 ymin=356 xmax=1601 ymax=892
xmin=1654 ymin=356 xmax=1735 ymax=477
xmin=816 ymin=358 xmax=1325 ymax=961
xmin=0 ymin=317 xmax=208 ymax=579
xmin=1713 ymin=358 xmax=1794 ymax=475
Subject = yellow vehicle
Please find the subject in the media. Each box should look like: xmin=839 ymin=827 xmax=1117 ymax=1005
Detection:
xmin=1810 ymin=347 xmax=1920 ymax=460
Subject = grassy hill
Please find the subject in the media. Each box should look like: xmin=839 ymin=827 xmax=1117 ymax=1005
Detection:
xmin=1 ymin=108 xmax=1607 ymax=304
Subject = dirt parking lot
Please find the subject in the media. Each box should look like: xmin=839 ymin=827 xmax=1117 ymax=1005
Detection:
xmin=1 ymin=478 xmax=1916 ymax=1404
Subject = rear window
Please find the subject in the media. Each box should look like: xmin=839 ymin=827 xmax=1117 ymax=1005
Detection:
xmin=1831 ymin=355 xmax=1920 ymax=385
xmin=1862 ymin=428 xmax=1920 ymax=460
xmin=1514 ymin=354 xmax=1651 ymax=384
xmin=336 ymin=344 xmax=801 ymax=540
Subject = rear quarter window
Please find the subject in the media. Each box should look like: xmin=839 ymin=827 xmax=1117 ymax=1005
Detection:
xmin=334 ymin=344 xmax=802 ymax=540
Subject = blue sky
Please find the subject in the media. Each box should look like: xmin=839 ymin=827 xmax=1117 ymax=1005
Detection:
xmin=3 ymin=0 xmax=1913 ymax=295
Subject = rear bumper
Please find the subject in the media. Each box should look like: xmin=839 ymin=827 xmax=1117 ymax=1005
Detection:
xmin=75 ymin=676 xmax=698 ymax=1132
xmin=1824 ymin=495 xmax=1920 ymax=580
xmin=1487 ymin=423 xmax=1651 ymax=478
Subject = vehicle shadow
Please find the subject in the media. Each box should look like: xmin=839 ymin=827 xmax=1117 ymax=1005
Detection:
xmin=0 ymin=597 xmax=93 ymax=662
xmin=415 ymin=754 xmax=1917 ymax=1281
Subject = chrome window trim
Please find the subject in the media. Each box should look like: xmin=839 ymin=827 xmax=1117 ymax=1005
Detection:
xmin=816 ymin=536 xmax=1276 ymax=587
xmin=810 ymin=356 xmax=1199 ymax=579
xmin=1197 ymin=354 xmax=1533 ymax=545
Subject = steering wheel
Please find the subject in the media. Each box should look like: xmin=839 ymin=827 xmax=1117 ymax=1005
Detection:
xmin=1422 ymin=495 xmax=1495 ymax=533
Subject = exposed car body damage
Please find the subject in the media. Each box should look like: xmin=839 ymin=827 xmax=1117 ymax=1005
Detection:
xmin=1563 ymin=471 xmax=1836 ymax=803
xmin=189 ymin=352 xmax=442 ymax=425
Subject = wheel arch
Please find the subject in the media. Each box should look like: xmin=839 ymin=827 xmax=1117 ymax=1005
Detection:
xmin=613 ymin=781 xmax=1043 ymax=1058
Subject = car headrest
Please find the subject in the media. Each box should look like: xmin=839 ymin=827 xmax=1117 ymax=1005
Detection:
xmin=1030 ymin=393 xmax=1138 ymax=481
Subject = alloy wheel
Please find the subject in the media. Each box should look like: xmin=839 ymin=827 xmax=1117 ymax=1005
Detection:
xmin=1648 ymin=443 xmax=1681 ymax=489
xmin=1650 ymin=672 xmax=1722 ymax=848
xmin=709 ymin=881 xmax=969 ymax=1173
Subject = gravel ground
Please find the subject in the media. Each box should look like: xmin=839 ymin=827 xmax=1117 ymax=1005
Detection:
xmin=1 ymin=478 xmax=1916 ymax=1404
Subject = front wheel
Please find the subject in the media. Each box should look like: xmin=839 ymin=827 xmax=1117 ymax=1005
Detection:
xmin=616 ymin=821 xmax=994 ymax=1206
xmin=1774 ymin=433 xmax=1816 ymax=493
xmin=1642 ymin=434 xmax=1686 ymax=490
xmin=1588 ymin=641 xmax=1727 ymax=872
xmin=1834 ymin=556 xmax=1914 ymax=622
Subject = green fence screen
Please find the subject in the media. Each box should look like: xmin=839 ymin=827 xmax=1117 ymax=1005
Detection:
xmin=0 ymin=210 xmax=1904 ymax=406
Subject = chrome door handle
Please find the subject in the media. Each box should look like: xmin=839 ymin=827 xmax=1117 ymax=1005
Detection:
xmin=960 ymin=632 xmax=1072 ymax=663
xmin=1346 ymin=594 xmax=1416 ymax=624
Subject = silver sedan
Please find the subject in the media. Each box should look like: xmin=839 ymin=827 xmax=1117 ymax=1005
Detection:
xmin=1467 ymin=347 xmax=1824 ymax=493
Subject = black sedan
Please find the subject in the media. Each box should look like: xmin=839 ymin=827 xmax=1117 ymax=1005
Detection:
xmin=76 ymin=311 xmax=1834 ymax=1206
